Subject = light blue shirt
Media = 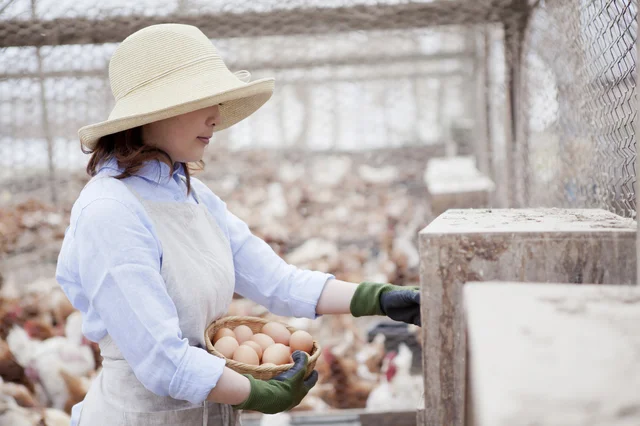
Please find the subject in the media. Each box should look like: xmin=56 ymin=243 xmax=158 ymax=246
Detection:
xmin=55 ymin=157 xmax=334 ymax=425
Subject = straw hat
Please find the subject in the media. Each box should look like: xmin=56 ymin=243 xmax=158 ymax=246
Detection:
xmin=78 ymin=24 xmax=275 ymax=150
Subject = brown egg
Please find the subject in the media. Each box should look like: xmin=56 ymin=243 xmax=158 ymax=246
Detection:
xmin=232 ymin=345 xmax=260 ymax=366
xmin=289 ymin=330 xmax=314 ymax=354
xmin=233 ymin=325 xmax=254 ymax=344
xmin=213 ymin=336 xmax=239 ymax=358
xmin=213 ymin=327 xmax=235 ymax=343
xmin=262 ymin=343 xmax=292 ymax=365
xmin=261 ymin=322 xmax=291 ymax=345
xmin=251 ymin=333 xmax=275 ymax=351
xmin=242 ymin=341 xmax=263 ymax=360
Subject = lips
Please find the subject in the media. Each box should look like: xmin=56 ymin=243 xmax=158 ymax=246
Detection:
xmin=197 ymin=136 xmax=210 ymax=144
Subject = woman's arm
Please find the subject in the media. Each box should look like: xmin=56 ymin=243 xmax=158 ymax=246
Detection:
xmin=316 ymin=279 xmax=421 ymax=326
xmin=191 ymin=179 xmax=420 ymax=324
xmin=206 ymin=367 xmax=251 ymax=404
xmin=315 ymin=279 xmax=357 ymax=315
xmin=224 ymin=207 xmax=334 ymax=319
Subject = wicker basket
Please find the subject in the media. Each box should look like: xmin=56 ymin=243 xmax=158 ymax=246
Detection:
xmin=205 ymin=316 xmax=321 ymax=380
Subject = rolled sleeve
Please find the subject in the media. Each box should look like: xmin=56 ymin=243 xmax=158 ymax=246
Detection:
xmin=169 ymin=345 xmax=226 ymax=403
xmin=73 ymin=198 xmax=224 ymax=404
xmin=226 ymin=208 xmax=334 ymax=319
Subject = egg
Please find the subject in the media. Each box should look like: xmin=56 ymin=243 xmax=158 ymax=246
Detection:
xmin=242 ymin=341 xmax=263 ymax=360
xmin=261 ymin=322 xmax=291 ymax=345
xmin=289 ymin=330 xmax=314 ymax=354
xmin=213 ymin=327 xmax=235 ymax=343
xmin=232 ymin=345 xmax=260 ymax=366
xmin=213 ymin=336 xmax=239 ymax=359
xmin=262 ymin=343 xmax=293 ymax=365
xmin=233 ymin=325 xmax=254 ymax=344
xmin=251 ymin=333 xmax=275 ymax=351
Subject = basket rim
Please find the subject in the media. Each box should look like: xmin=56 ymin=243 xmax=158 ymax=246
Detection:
xmin=205 ymin=316 xmax=321 ymax=374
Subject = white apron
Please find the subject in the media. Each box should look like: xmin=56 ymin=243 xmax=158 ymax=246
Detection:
xmin=77 ymin=176 xmax=240 ymax=426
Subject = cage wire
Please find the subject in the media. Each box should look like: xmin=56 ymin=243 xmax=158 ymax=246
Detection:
xmin=516 ymin=0 xmax=637 ymax=217
xmin=0 ymin=0 xmax=637 ymax=421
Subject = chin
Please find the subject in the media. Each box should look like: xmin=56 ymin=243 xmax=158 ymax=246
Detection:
xmin=176 ymin=152 xmax=204 ymax=164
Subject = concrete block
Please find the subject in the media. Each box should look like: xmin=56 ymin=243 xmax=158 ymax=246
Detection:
xmin=423 ymin=157 xmax=495 ymax=216
xmin=464 ymin=282 xmax=640 ymax=426
xmin=418 ymin=208 xmax=636 ymax=426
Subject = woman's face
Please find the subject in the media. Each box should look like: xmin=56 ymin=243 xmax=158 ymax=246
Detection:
xmin=141 ymin=104 xmax=221 ymax=164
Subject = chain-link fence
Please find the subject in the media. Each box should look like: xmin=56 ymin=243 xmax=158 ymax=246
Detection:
xmin=0 ymin=0 xmax=637 ymax=423
xmin=512 ymin=0 xmax=637 ymax=217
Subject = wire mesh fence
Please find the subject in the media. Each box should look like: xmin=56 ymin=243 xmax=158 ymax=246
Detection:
xmin=0 ymin=0 xmax=637 ymax=423
xmin=514 ymin=0 xmax=637 ymax=217
xmin=0 ymin=0 xmax=485 ymax=208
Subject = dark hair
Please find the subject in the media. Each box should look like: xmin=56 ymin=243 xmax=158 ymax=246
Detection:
xmin=83 ymin=126 xmax=204 ymax=195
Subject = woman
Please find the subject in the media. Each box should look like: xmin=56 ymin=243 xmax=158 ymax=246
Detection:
xmin=55 ymin=23 xmax=421 ymax=426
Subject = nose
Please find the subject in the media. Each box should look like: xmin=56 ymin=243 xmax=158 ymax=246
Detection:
xmin=205 ymin=104 xmax=221 ymax=128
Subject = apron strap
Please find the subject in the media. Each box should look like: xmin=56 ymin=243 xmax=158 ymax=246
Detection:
xmin=179 ymin=175 xmax=201 ymax=204
xmin=84 ymin=175 xmax=145 ymax=202
xmin=202 ymin=401 xmax=208 ymax=426
xmin=121 ymin=181 xmax=146 ymax=204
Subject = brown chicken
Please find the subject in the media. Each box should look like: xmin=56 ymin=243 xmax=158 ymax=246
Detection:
xmin=23 ymin=319 xmax=59 ymax=341
xmin=59 ymin=370 xmax=90 ymax=414
xmin=0 ymin=338 xmax=35 ymax=394
xmin=315 ymin=345 xmax=377 ymax=409
xmin=0 ymin=380 xmax=39 ymax=408
xmin=0 ymin=299 xmax=25 ymax=339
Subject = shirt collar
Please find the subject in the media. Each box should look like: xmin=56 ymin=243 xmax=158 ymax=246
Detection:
xmin=99 ymin=156 xmax=185 ymax=183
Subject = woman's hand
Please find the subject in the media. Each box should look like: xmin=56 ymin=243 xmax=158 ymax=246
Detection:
xmin=349 ymin=282 xmax=421 ymax=326
xmin=232 ymin=351 xmax=319 ymax=414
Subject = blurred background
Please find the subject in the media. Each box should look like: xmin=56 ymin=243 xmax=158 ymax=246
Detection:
xmin=0 ymin=0 xmax=636 ymax=425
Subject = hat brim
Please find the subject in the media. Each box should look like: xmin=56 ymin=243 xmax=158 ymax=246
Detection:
xmin=78 ymin=78 xmax=275 ymax=150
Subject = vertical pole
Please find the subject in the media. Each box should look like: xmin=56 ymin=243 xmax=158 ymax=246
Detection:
xmin=503 ymin=6 xmax=528 ymax=208
xmin=634 ymin=5 xmax=640 ymax=285
xmin=503 ymin=25 xmax=517 ymax=207
xmin=32 ymin=0 xmax=57 ymax=204
xmin=412 ymin=77 xmax=421 ymax=145
xmin=474 ymin=27 xmax=491 ymax=176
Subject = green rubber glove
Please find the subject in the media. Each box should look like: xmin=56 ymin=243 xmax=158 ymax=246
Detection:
xmin=233 ymin=351 xmax=318 ymax=414
xmin=350 ymin=281 xmax=421 ymax=326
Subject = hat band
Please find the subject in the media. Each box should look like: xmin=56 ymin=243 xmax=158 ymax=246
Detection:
xmin=115 ymin=53 xmax=218 ymax=101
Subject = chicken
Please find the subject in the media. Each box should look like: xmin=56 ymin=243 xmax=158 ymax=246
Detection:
xmin=47 ymin=289 xmax=76 ymax=328
xmin=0 ymin=394 xmax=42 ymax=426
xmin=0 ymin=377 xmax=38 ymax=408
xmin=42 ymin=408 xmax=72 ymax=426
xmin=59 ymin=370 xmax=91 ymax=414
xmin=354 ymin=333 xmax=386 ymax=381
xmin=6 ymin=325 xmax=95 ymax=411
xmin=365 ymin=351 xmax=396 ymax=411
xmin=23 ymin=319 xmax=58 ymax=341
xmin=290 ymin=394 xmax=330 ymax=412
xmin=316 ymin=345 xmax=377 ymax=409
xmin=0 ymin=299 xmax=25 ymax=339
xmin=365 ymin=343 xmax=424 ymax=412
xmin=0 ymin=394 xmax=70 ymax=426
xmin=65 ymin=311 xmax=102 ymax=369
xmin=259 ymin=412 xmax=291 ymax=426
xmin=0 ymin=338 xmax=35 ymax=394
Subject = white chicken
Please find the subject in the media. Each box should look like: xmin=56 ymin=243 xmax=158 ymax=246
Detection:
xmin=259 ymin=412 xmax=291 ymax=426
xmin=365 ymin=343 xmax=423 ymax=412
xmin=355 ymin=333 xmax=386 ymax=381
xmin=6 ymin=323 xmax=95 ymax=411
xmin=0 ymin=392 xmax=70 ymax=426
